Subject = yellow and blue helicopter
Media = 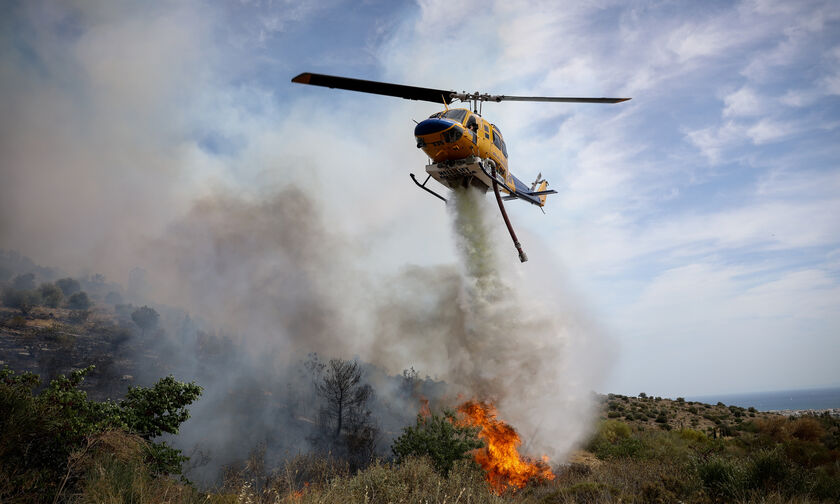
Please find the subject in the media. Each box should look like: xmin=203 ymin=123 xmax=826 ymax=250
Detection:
xmin=292 ymin=72 xmax=629 ymax=262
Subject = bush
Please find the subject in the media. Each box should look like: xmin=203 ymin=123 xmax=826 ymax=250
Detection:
xmin=595 ymin=420 xmax=632 ymax=443
xmin=789 ymin=417 xmax=824 ymax=442
xmin=746 ymin=448 xmax=790 ymax=492
xmin=0 ymin=366 xmax=201 ymax=502
xmin=67 ymin=291 xmax=91 ymax=310
xmin=678 ymin=429 xmax=708 ymax=443
xmin=38 ymin=283 xmax=63 ymax=308
xmin=587 ymin=420 xmax=645 ymax=459
xmin=56 ymin=277 xmax=81 ymax=296
xmin=11 ymin=273 xmax=36 ymax=291
xmin=1 ymin=288 xmax=41 ymax=314
xmin=391 ymin=410 xmax=483 ymax=476
xmin=131 ymin=306 xmax=160 ymax=335
xmin=697 ymin=456 xmax=745 ymax=501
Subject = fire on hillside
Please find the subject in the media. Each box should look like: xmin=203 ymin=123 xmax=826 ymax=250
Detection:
xmin=457 ymin=400 xmax=555 ymax=493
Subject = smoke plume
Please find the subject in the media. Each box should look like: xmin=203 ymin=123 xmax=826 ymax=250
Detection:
xmin=369 ymin=187 xmax=607 ymax=459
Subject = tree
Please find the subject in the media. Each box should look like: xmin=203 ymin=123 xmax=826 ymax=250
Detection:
xmin=311 ymin=358 xmax=379 ymax=467
xmin=56 ymin=277 xmax=81 ymax=296
xmin=66 ymin=291 xmax=91 ymax=310
xmin=0 ymin=366 xmax=202 ymax=500
xmin=1 ymin=287 xmax=41 ymax=314
xmin=131 ymin=306 xmax=160 ymax=336
xmin=104 ymin=290 xmax=123 ymax=305
xmin=391 ymin=409 xmax=483 ymax=476
xmin=11 ymin=273 xmax=36 ymax=291
xmin=317 ymin=359 xmax=371 ymax=439
xmin=38 ymin=282 xmax=63 ymax=308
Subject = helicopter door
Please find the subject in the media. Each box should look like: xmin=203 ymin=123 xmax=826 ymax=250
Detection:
xmin=465 ymin=114 xmax=478 ymax=144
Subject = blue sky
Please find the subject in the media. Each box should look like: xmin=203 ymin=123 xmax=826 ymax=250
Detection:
xmin=1 ymin=0 xmax=839 ymax=398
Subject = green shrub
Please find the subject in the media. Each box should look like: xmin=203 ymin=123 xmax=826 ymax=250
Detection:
xmin=56 ymin=277 xmax=81 ymax=296
xmin=812 ymin=465 xmax=840 ymax=500
xmin=391 ymin=410 xmax=483 ymax=476
xmin=67 ymin=291 xmax=91 ymax=310
xmin=0 ymin=366 xmax=201 ymax=502
xmin=38 ymin=283 xmax=63 ymax=308
xmin=746 ymin=448 xmax=790 ymax=492
xmin=587 ymin=421 xmax=644 ymax=459
xmin=1 ymin=288 xmax=41 ymax=314
xmin=697 ymin=456 xmax=745 ymax=501
xmin=678 ymin=428 xmax=708 ymax=443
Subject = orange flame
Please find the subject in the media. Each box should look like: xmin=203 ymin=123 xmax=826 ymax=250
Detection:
xmin=418 ymin=397 xmax=431 ymax=418
xmin=290 ymin=481 xmax=309 ymax=501
xmin=457 ymin=400 xmax=555 ymax=493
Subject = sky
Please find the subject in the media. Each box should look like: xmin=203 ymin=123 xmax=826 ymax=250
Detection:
xmin=1 ymin=0 xmax=839 ymax=399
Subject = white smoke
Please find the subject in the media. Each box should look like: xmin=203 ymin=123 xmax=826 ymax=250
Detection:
xmin=367 ymin=187 xmax=609 ymax=461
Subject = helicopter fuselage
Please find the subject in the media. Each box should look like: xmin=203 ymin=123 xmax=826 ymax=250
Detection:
xmin=414 ymin=108 xmax=537 ymax=198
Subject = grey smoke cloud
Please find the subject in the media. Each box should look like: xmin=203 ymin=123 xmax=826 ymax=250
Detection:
xmin=139 ymin=184 xmax=608 ymax=478
xmin=368 ymin=188 xmax=610 ymax=459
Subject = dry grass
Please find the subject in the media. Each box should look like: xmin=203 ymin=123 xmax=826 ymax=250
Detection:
xmin=294 ymin=457 xmax=502 ymax=504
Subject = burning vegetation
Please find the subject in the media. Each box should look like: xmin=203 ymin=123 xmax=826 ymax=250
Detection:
xmin=457 ymin=400 xmax=556 ymax=493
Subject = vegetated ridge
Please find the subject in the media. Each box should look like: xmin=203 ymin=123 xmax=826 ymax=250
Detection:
xmin=2 ymin=253 xmax=839 ymax=503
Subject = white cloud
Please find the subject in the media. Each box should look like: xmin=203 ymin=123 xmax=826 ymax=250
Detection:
xmin=684 ymin=121 xmax=746 ymax=163
xmin=780 ymin=88 xmax=821 ymax=107
xmin=723 ymin=87 xmax=764 ymax=117
xmin=746 ymin=118 xmax=796 ymax=144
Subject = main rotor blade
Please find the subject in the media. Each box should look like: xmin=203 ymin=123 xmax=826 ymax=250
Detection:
xmin=495 ymin=95 xmax=630 ymax=103
xmin=292 ymin=72 xmax=456 ymax=104
xmin=450 ymin=92 xmax=631 ymax=103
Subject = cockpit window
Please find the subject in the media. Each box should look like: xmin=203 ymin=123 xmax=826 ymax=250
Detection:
xmin=492 ymin=126 xmax=509 ymax=158
xmin=442 ymin=109 xmax=468 ymax=124
xmin=428 ymin=112 xmax=443 ymax=119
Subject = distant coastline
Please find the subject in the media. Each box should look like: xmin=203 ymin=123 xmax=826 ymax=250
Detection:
xmin=687 ymin=386 xmax=840 ymax=412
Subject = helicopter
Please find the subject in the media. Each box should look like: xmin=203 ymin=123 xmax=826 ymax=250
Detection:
xmin=292 ymin=72 xmax=629 ymax=262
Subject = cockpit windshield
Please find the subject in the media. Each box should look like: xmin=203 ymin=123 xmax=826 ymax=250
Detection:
xmin=441 ymin=109 xmax=468 ymax=124
xmin=427 ymin=109 xmax=468 ymax=124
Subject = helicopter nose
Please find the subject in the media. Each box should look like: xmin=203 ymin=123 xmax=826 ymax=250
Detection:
xmin=414 ymin=118 xmax=453 ymax=136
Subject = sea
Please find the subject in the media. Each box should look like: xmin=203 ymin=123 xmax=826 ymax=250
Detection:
xmin=687 ymin=386 xmax=840 ymax=412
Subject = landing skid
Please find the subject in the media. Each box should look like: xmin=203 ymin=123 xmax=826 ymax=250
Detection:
xmin=410 ymin=173 xmax=447 ymax=203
